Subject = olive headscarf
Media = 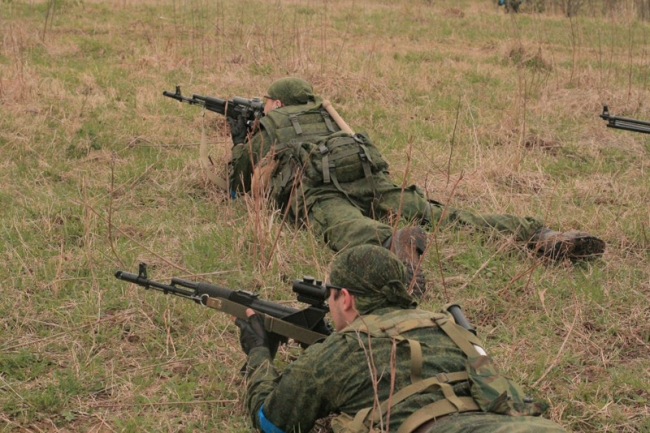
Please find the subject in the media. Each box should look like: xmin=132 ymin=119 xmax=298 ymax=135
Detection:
xmin=329 ymin=245 xmax=417 ymax=315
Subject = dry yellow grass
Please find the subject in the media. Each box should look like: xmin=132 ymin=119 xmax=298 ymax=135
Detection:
xmin=1 ymin=0 xmax=649 ymax=431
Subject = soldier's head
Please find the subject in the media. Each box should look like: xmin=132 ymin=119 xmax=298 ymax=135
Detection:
xmin=264 ymin=77 xmax=315 ymax=114
xmin=328 ymin=245 xmax=416 ymax=326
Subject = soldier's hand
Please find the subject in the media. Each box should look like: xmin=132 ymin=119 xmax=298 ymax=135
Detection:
xmin=228 ymin=115 xmax=248 ymax=145
xmin=234 ymin=311 xmax=269 ymax=355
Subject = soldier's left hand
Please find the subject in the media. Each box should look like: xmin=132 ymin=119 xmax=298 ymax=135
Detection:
xmin=228 ymin=115 xmax=248 ymax=145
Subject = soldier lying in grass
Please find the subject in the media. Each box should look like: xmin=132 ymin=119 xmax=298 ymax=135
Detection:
xmin=228 ymin=77 xmax=605 ymax=296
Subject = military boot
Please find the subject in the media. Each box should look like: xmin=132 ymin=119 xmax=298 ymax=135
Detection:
xmin=383 ymin=227 xmax=428 ymax=298
xmin=529 ymin=228 xmax=605 ymax=261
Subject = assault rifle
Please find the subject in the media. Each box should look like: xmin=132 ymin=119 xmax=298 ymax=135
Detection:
xmin=600 ymin=105 xmax=650 ymax=134
xmin=163 ymin=86 xmax=265 ymax=126
xmin=115 ymin=264 xmax=331 ymax=353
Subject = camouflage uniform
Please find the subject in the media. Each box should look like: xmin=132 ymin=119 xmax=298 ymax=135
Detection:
xmin=242 ymin=246 xmax=566 ymax=432
xmin=229 ymin=78 xmax=544 ymax=253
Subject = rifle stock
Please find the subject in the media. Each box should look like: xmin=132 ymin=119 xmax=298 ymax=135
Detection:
xmin=115 ymin=263 xmax=331 ymax=348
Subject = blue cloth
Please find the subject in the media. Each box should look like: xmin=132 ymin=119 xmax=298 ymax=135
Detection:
xmin=258 ymin=405 xmax=285 ymax=433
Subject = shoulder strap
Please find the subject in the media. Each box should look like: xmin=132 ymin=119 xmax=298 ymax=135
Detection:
xmin=434 ymin=316 xmax=485 ymax=359
xmin=341 ymin=310 xmax=485 ymax=432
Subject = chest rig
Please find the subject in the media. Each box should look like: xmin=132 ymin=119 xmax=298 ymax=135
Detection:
xmin=331 ymin=308 xmax=546 ymax=433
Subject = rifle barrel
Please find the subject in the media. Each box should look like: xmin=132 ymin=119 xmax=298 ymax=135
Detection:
xmin=600 ymin=106 xmax=650 ymax=134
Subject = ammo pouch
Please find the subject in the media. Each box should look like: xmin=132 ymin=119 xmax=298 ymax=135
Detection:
xmin=289 ymin=131 xmax=389 ymax=188
xmin=331 ymin=309 xmax=548 ymax=433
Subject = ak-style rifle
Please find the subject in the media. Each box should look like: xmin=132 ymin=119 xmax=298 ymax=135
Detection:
xmin=115 ymin=264 xmax=331 ymax=353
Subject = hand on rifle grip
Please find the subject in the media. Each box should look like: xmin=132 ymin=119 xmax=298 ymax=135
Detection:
xmin=235 ymin=312 xmax=269 ymax=355
xmin=228 ymin=115 xmax=248 ymax=145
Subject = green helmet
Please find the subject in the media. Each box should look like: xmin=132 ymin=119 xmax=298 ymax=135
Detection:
xmin=267 ymin=77 xmax=315 ymax=106
xmin=329 ymin=245 xmax=417 ymax=314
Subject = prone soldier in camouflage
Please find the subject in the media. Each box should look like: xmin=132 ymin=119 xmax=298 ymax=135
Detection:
xmin=229 ymin=77 xmax=605 ymax=295
xmin=234 ymin=245 xmax=567 ymax=432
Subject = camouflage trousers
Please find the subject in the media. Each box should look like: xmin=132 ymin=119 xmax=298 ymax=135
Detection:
xmin=289 ymin=174 xmax=544 ymax=253
xmin=426 ymin=412 xmax=566 ymax=432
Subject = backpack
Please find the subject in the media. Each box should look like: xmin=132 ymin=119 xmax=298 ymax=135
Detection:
xmin=260 ymin=101 xmax=389 ymax=204
xmin=288 ymin=131 xmax=389 ymax=187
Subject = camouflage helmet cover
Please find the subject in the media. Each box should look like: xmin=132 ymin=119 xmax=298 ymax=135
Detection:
xmin=329 ymin=245 xmax=417 ymax=314
xmin=267 ymin=77 xmax=315 ymax=106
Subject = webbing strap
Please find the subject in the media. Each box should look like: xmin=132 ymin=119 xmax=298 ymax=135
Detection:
xmin=397 ymin=397 xmax=481 ymax=433
xmin=370 ymin=371 xmax=469 ymax=424
xmin=438 ymin=382 xmax=466 ymax=412
xmin=321 ymin=109 xmax=336 ymax=133
xmin=350 ymin=407 xmax=374 ymax=432
xmin=289 ymin=114 xmax=302 ymax=135
xmin=328 ymin=145 xmax=362 ymax=160
xmin=358 ymin=144 xmax=374 ymax=178
xmin=341 ymin=313 xmax=445 ymax=336
xmin=320 ymin=145 xmax=331 ymax=184
xmin=408 ymin=339 xmax=423 ymax=383
xmin=340 ymin=312 xmax=484 ymax=432
xmin=435 ymin=317 xmax=484 ymax=359
xmin=329 ymin=169 xmax=360 ymax=209
xmin=327 ymin=136 xmax=357 ymax=150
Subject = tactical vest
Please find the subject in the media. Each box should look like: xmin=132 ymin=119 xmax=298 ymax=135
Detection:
xmin=330 ymin=309 xmax=548 ymax=433
xmin=260 ymin=99 xmax=389 ymax=204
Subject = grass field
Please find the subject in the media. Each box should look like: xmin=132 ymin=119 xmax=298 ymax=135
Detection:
xmin=1 ymin=0 xmax=649 ymax=431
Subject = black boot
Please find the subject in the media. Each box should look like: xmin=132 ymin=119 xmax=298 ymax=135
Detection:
xmin=383 ymin=227 xmax=428 ymax=297
xmin=529 ymin=228 xmax=605 ymax=261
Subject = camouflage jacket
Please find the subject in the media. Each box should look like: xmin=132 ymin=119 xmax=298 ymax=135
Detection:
xmin=245 ymin=306 xmax=470 ymax=432
xmin=229 ymin=127 xmax=275 ymax=195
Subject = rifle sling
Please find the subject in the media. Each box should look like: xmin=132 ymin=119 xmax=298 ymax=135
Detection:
xmin=204 ymin=297 xmax=325 ymax=346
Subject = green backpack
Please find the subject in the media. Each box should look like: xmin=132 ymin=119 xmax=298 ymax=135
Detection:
xmin=261 ymin=102 xmax=389 ymax=205
xmin=288 ymin=131 xmax=389 ymax=187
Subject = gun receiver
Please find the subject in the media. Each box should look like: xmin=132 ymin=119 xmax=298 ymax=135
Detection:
xmin=163 ymin=85 xmax=265 ymax=124
xmin=600 ymin=106 xmax=650 ymax=134
xmin=115 ymin=263 xmax=331 ymax=349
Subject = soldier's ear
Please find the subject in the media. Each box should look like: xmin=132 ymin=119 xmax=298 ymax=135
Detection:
xmin=342 ymin=289 xmax=356 ymax=311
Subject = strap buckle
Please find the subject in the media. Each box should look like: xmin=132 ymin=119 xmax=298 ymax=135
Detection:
xmin=435 ymin=372 xmax=451 ymax=383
